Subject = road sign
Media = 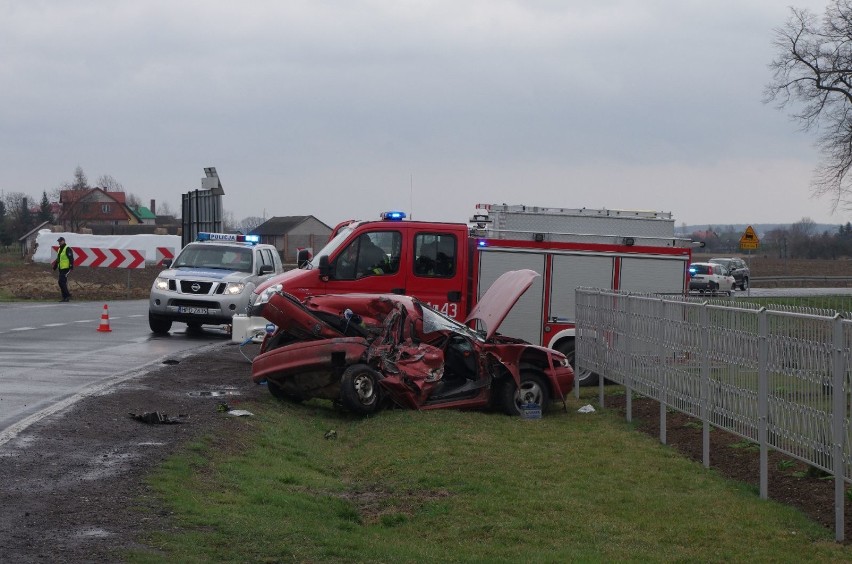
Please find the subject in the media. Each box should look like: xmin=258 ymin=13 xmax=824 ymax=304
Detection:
xmin=739 ymin=226 xmax=760 ymax=250
xmin=52 ymin=246 xmax=146 ymax=268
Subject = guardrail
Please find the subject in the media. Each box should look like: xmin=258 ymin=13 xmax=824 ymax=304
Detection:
xmin=575 ymin=288 xmax=852 ymax=542
xmin=751 ymin=276 xmax=852 ymax=287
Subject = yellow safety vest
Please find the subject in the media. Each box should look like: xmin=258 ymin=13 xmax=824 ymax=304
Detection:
xmin=57 ymin=245 xmax=71 ymax=270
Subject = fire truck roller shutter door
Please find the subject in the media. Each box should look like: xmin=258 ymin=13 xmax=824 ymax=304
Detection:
xmin=476 ymin=250 xmax=544 ymax=345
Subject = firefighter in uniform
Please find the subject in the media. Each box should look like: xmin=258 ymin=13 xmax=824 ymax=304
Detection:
xmin=52 ymin=236 xmax=74 ymax=302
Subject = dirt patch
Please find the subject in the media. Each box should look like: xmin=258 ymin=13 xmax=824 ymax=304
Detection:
xmin=0 ymin=342 xmax=265 ymax=562
xmin=0 ymin=259 xmax=161 ymax=301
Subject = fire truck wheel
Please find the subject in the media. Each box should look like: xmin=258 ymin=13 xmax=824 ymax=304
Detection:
xmin=149 ymin=314 xmax=172 ymax=335
xmin=266 ymin=379 xmax=304 ymax=403
xmin=555 ymin=340 xmax=599 ymax=387
xmin=340 ymin=364 xmax=383 ymax=415
xmin=500 ymin=371 xmax=550 ymax=416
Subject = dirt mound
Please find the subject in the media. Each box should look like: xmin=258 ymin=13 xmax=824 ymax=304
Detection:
xmin=0 ymin=259 xmax=161 ymax=301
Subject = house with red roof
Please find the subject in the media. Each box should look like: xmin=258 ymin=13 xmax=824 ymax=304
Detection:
xmin=57 ymin=188 xmax=141 ymax=231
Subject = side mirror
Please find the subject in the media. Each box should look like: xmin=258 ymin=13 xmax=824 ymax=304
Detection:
xmin=161 ymin=258 xmax=173 ymax=268
xmin=319 ymin=255 xmax=331 ymax=277
xmin=258 ymin=264 xmax=274 ymax=275
xmin=296 ymin=248 xmax=312 ymax=268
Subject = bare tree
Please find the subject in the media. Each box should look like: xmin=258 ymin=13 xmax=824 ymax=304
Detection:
xmin=62 ymin=166 xmax=89 ymax=191
xmin=96 ymin=174 xmax=124 ymax=192
xmin=765 ymin=1 xmax=852 ymax=211
xmin=238 ymin=216 xmax=265 ymax=233
xmin=157 ymin=201 xmax=177 ymax=218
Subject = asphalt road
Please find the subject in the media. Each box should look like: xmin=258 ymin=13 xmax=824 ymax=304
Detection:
xmin=0 ymin=299 xmax=229 ymax=444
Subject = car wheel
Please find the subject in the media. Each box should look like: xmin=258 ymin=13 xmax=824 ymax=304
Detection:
xmin=740 ymin=278 xmax=749 ymax=291
xmin=266 ymin=379 xmax=303 ymax=403
xmin=149 ymin=313 xmax=172 ymax=335
xmin=555 ymin=339 xmax=598 ymax=387
xmin=340 ymin=364 xmax=383 ymax=415
xmin=500 ymin=371 xmax=550 ymax=416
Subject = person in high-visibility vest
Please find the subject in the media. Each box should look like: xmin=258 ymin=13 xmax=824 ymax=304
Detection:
xmin=52 ymin=236 xmax=74 ymax=302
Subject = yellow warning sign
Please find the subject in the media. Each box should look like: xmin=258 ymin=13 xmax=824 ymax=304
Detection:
xmin=739 ymin=225 xmax=760 ymax=250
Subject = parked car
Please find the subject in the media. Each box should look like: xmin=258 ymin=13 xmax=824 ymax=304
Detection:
xmin=688 ymin=262 xmax=736 ymax=295
xmin=149 ymin=233 xmax=284 ymax=334
xmin=709 ymin=257 xmax=751 ymax=290
xmin=251 ymin=270 xmax=575 ymax=416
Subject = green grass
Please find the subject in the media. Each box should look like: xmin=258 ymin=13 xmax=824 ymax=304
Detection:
xmin=739 ymin=295 xmax=852 ymax=316
xmin=127 ymin=395 xmax=851 ymax=563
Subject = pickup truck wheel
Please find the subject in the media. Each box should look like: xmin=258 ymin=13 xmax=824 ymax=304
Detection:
xmin=266 ymin=379 xmax=303 ymax=403
xmin=740 ymin=278 xmax=749 ymax=291
xmin=500 ymin=371 xmax=550 ymax=416
xmin=555 ymin=339 xmax=598 ymax=387
xmin=340 ymin=364 xmax=383 ymax=415
xmin=149 ymin=314 xmax=171 ymax=335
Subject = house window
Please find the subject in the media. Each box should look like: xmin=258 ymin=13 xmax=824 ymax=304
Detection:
xmin=101 ymin=204 xmax=111 ymax=213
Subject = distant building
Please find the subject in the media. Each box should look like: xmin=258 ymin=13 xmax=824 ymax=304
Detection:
xmin=251 ymin=216 xmax=332 ymax=262
xmin=17 ymin=221 xmax=52 ymax=258
xmin=57 ymin=188 xmax=139 ymax=231
xmin=130 ymin=205 xmax=157 ymax=226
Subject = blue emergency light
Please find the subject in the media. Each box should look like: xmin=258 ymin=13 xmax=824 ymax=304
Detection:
xmin=380 ymin=211 xmax=407 ymax=221
xmin=477 ymin=240 xmax=488 ymax=247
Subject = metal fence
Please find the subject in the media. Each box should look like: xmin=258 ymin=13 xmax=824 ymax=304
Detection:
xmin=575 ymin=288 xmax=852 ymax=542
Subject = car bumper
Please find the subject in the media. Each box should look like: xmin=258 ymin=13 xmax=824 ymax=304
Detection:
xmin=149 ymin=289 xmax=251 ymax=325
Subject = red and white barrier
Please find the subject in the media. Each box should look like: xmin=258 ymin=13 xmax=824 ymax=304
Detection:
xmin=156 ymin=246 xmax=176 ymax=266
xmin=52 ymin=246 xmax=145 ymax=269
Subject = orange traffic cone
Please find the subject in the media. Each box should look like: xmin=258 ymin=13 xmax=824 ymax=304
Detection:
xmin=97 ymin=304 xmax=112 ymax=333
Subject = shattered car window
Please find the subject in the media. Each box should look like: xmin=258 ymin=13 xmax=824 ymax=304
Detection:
xmin=421 ymin=304 xmax=481 ymax=340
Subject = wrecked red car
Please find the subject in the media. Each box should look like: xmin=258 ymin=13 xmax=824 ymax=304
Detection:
xmin=251 ymin=269 xmax=574 ymax=416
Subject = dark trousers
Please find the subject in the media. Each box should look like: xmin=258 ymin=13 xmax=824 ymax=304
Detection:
xmin=58 ymin=269 xmax=71 ymax=300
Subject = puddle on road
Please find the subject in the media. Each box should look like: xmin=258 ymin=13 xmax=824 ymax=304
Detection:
xmin=75 ymin=528 xmax=113 ymax=538
xmin=187 ymin=390 xmax=241 ymax=397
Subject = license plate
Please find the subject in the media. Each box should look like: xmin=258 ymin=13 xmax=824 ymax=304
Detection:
xmin=178 ymin=306 xmax=209 ymax=315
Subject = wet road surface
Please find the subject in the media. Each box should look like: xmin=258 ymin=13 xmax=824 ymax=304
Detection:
xmin=0 ymin=299 xmax=229 ymax=443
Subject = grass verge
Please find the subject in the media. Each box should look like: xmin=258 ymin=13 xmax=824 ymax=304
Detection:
xmin=127 ymin=394 xmax=850 ymax=562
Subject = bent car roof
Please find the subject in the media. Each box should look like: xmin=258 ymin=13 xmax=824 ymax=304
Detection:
xmin=465 ymin=269 xmax=539 ymax=340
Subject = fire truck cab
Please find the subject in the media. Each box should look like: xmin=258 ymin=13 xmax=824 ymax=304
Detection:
xmin=251 ymin=205 xmax=694 ymax=384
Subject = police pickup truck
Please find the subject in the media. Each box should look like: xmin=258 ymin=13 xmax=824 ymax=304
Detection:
xmin=148 ymin=232 xmax=284 ymax=334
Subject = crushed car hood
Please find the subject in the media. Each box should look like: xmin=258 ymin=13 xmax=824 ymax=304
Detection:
xmin=464 ymin=269 xmax=539 ymax=340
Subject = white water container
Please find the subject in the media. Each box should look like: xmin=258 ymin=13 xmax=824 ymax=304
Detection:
xmin=231 ymin=314 xmax=267 ymax=343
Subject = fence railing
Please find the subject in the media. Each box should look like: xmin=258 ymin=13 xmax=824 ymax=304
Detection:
xmin=751 ymin=275 xmax=852 ymax=287
xmin=575 ymin=288 xmax=851 ymax=542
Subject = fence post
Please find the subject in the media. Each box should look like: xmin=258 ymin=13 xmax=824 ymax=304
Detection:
xmin=700 ymin=301 xmax=710 ymax=468
xmin=758 ymin=308 xmax=768 ymax=500
xmin=832 ymin=314 xmax=846 ymax=542
xmin=658 ymin=297 xmax=667 ymax=445
xmin=625 ymin=295 xmax=633 ymax=423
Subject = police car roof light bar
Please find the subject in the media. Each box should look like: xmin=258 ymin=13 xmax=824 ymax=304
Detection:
xmin=196 ymin=232 xmax=259 ymax=245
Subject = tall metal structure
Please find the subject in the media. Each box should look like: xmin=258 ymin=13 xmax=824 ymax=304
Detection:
xmin=181 ymin=167 xmax=225 ymax=247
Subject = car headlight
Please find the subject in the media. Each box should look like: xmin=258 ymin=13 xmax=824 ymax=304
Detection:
xmin=223 ymin=282 xmax=246 ymax=295
xmin=256 ymin=283 xmax=283 ymax=306
xmin=154 ymin=277 xmax=170 ymax=291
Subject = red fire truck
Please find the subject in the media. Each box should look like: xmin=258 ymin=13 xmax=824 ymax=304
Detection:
xmin=251 ymin=204 xmax=694 ymax=384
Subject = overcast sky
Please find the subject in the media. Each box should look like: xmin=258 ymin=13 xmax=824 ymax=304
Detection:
xmin=1 ymin=0 xmax=846 ymax=230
